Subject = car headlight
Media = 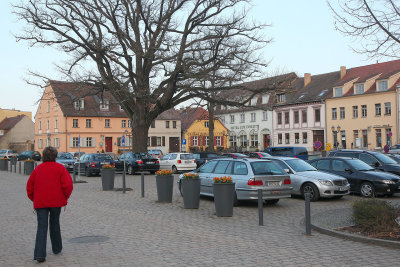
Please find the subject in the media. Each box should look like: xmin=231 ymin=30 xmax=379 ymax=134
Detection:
xmin=318 ymin=179 xmax=333 ymax=186
xmin=382 ymin=180 xmax=395 ymax=184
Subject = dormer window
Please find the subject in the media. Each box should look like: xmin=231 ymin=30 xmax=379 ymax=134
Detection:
xmin=204 ymin=121 xmax=209 ymax=128
xmin=334 ymin=87 xmax=342 ymax=97
xmin=119 ymin=105 xmax=124 ymax=111
xmin=355 ymin=84 xmax=364 ymax=94
xmin=100 ymin=100 xmax=110 ymax=110
xmin=276 ymin=93 xmax=286 ymax=103
xmin=73 ymin=99 xmax=84 ymax=110
xmin=250 ymin=97 xmax=257 ymax=106
xmin=262 ymin=94 xmax=269 ymax=104
xmin=378 ymin=80 xmax=388 ymax=91
xmin=47 ymin=101 xmax=50 ymax=112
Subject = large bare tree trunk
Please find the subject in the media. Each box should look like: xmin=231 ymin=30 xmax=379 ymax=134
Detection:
xmin=208 ymin=101 xmax=215 ymax=152
xmin=132 ymin=100 xmax=151 ymax=152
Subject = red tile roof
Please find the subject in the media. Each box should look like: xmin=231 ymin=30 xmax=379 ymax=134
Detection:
xmin=178 ymin=107 xmax=210 ymax=131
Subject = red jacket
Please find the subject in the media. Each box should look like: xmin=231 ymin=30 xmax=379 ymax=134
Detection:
xmin=26 ymin=162 xmax=73 ymax=209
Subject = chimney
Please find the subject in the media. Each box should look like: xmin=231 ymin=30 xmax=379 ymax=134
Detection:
xmin=304 ymin=73 xmax=311 ymax=87
xmin=340 ymin=66 xmax=346 ymax=79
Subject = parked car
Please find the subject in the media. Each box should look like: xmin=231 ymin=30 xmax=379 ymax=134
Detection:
xmin=220 ymin=153 xmax=248 ymax=159
xmin=117 ymin=152 xmax=160 ymax=175
xmin=76 ymin=153 xmax=115 ymax=176
xmin=148 ymin=149 xmax=164 ymax=158
xmin=159 ymin=153 xmax=196 ymax=173
xmin=0 ymin=149 xmax=17 ymax=159
xmin=247 ymin=152 xmax=272 ymax=159
xmin=388 ymin=144 xmax=400 ymax=154
xmin=387 ymin=153 xmax=400 ymax=163
xmin=69 ymin=151 xmax=85 ymax=160
xmin=308 ymin=157 xmax=400 ymax=197
xmin=329 ymin=149 xmax=400 ymax=176
xmin=193 ymin=152 xmax=219 ymax=168
xmin=267 ymin=157 xmax=349 ymax=201
xmin=178 ymin=158 xmax=293 ymax=205
xmin=263 ymin=146 xmax=309 ymax=160
xmin=17 ymin=151 xmax=41 ymax=161
xmin=56 ymin=152 xmax=75 ymax=172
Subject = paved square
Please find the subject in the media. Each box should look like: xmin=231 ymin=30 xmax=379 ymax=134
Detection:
xmin=0 ymin=170 xmax=399 ymax=266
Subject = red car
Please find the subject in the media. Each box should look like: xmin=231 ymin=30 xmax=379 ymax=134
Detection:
xmin=220 ymin=153 xmax=248 ymax=159
xmin=247 ymin=152 xmax=272 ymax=159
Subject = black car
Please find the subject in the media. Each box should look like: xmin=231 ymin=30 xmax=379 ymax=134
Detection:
xmin=329 ymin=149 xmax=400 ymax=176
xmin=117 ymin=152 xmax=160 ymax=175
xmin=17 ymin=151 xmax=41 ymax=161
xmin=309 ymin=157 xmax=400 ymax=197
xmin=56 ymin=152 xmax=75 ymax=172
xmin=193 ymin=152 xmax=219 ymax=168
xmin=387 ymin=153 xmax=400 ymax=163
xmin=76 ymin=153 xmax=115 ymax=176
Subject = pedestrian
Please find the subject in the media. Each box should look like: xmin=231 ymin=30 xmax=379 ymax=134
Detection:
xmin=26 ymin=146 xmax=73 ymax=263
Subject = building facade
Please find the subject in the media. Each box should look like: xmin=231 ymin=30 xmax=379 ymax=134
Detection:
xmin=0 ymin=108 xmax=32 ymax=122
xmin=0 ymin=115 xmax=35 ymax=152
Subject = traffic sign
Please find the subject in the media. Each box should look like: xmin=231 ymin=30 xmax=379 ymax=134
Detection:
xmin=182 ymin=139 xmax=187 ymax=145
xmin=314 ymin=141 xmax=322 ymax=149
xmin=121 ymin=135 xmax=125 ymax=146
xmin=326 ymin=142 xmax=332 ymax=152
xmin=389 ymin=132 xmax=393 ymax=137
xmin=384 ymin=144 xmax=390 ymax=153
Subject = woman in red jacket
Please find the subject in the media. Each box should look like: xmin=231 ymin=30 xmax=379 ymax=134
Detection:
xmin=26 ymin=146 xmax=73 ymax=263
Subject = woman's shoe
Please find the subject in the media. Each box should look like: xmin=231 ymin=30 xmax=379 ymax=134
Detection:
xmin=36 ymin=258 xmax=45 ymax=263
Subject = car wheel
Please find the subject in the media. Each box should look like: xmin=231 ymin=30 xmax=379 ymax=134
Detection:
xmin=85 ymin=168 xmax=91 ymax=177
xmin=360 ymin=182 xmax=375 ymax=198
xmin=150 ymin=171 xmax=156 ymax=175
xmin=128 ymin=165 xmax=134 ymax=175
xmin=302 ymin=183 xmax=320 ymax=201
xmin=172 ymin=165 xmax=178 ymax=174
xmin=264 ymin=199 xmax=280 ymax=205
xmin=233 ymin=192 xmax=240 ymax=207
xmin=179 ymin=180 xmax=183 ymax=197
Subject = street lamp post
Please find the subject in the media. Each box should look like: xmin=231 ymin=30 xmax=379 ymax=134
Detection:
xmin=122 ymin=129 xmax=128 ymax=193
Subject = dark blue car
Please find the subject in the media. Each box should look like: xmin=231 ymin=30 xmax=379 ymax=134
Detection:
xmin=263 ymin=147 xmax=309 ymax=160
xmin=76 ymin=153 xmax=115 ymax=176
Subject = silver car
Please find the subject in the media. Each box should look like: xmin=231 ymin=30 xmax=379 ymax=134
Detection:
xmin=268 ymin=157 xmax=350 ymax=201
xmin=178 ymin=158 xmax=293 ymax=205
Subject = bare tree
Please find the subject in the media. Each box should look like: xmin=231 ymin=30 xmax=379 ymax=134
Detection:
xmin=13 ymin=0 xmax=272 ymax=152
xmin=328 ymin=0 xmax=400 ymax=58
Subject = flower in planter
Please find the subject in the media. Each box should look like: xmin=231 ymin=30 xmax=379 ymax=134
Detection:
xmin=213 ymin=176 xmax=232 ymax=184
xmin=155 ymin=169 xmax=173 ymax=176
xmin=25 ymin=159 xmax=35 ymax=162
xmin=102 ymin=164 xmax=115 ymax=169
xmin=1 ymin=157 xmax=8 ymax=160
xmin=183 ymin=173 xmax=199 ymax=179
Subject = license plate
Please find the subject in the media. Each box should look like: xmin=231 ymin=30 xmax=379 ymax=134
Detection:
xmin=146 ymin=162 xmax=154 ymax=164
xmin=339 ymin=187 xmax=344 ymax=191
xmin=268 ymin=181 xmax=280 ymax=187
xmin=101 ymin=162 xmax=109 ymax=165
xmin=185 ymin=160 xmax=191 ymax=164
xmin=271 ymin=191 xmax=281 ymax=195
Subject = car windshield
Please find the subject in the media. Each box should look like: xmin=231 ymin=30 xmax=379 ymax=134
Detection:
xmin=0 ymin=150 xmax=6 ymax=153
xmin=193 ymin=154 xmax=200 ymax=159
xmin=347 ymin=159 xmax=374 ymax=171
xmin=57 ymin=153 xmax=74 ymax=159
xmin=251 ymin=161 xmax=286 ymax=175
xmin=258 ymin=152 xmax=271 ymax=157
xmin=181 ymin=154 xmax=194 ymax=159
xmin=133 ymin=152 xmax=153 ymax=159
xmin=372 ymin=152 xmax=397 ymax=164
xmin=285 ymin=159 xmax=316 ymax=172
xmin=93 ymin=154 xmax=113 ymax=161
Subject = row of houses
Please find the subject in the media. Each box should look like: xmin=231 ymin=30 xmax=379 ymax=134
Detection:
xmin=32 ymin=59 xmax=400 ymax=154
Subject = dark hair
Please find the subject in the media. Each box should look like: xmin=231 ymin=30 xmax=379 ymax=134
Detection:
xmin=42 ymin=146 xmax=58 ymax=162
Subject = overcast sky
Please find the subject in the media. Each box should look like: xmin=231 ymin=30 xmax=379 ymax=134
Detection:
xmin=0 ymin=0 xmax=389 ymax=119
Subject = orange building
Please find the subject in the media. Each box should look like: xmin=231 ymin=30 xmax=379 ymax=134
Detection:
xmin=34 ymin=81 xmax=181 ymax=154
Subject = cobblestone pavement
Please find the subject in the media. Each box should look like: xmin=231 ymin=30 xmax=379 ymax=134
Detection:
xmin=1 ymin=170 xmax=399 ymax=267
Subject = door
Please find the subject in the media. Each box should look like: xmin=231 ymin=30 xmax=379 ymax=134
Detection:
xmin=313 ymin=130 xmax=324 ymax=152
xmin=198 ymin=160 xmax=218 ymax=195
xmin=263 ymin=134 xmax=270 ymax=149
xmin=330 ymin=159 xmax=355 ymax=190
xmin=169 ymin=137 xmax=180 ymax=152
xmin=105 ymin=137 xmax=112 ymax=152
xmin=159 ymin=154 xmax=170 ymax=169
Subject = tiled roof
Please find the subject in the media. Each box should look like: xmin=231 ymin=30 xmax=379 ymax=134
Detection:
xmin=0 ymin=115 xmax=25 ymax=130
xmin=155 ymin=109 xmax=181 ymax=120
xmin=178 ymin=107 xmax=209 ymax=131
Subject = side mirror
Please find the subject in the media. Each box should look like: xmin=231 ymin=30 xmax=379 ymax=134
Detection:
xmin=344 ymin=168 xmax=353 ymax=173
xmin=284 ymin=168 xmax=290 ymax=174
xmin=374 ymin=162 xmax=380 ymax=168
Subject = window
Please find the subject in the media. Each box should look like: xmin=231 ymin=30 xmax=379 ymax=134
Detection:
xmin=355 ymin=84 xmax=364 ymax=94
xmin=339 ymin=107 xmax=345 ymax=119
xmin=151 ymin=121 xmax=155 ymax=128
xmin=216 ymin=136 xmax=221 ymax=146
xmin=47 ymin=120 xmax=50 ymax=130
xmin=295 ymin=133 xmax=300 ymax=144
xmin=105 ymin=119 xmax=110 ymax=128
xmin=278 ymin=133 xmax=282 ymax=144
xmin=385 ymin=102 xmax=391 ymax=115
xmin=72 ymin=137 xmax=79 ymax=148
xmin=165 ymin=121 xmax=170 ymax=128
xmin=376 ymin=129 xmax=382 ymax=148
xmin=220 ymin=116 xmax=225 ymax=124
xmin=386 ymin=128 xmax=392 ymax=146
xmin=276 ymin=93 xmax=286 ymax=103
xmin=119 ymin=105 xmax=124 ymax=111
xmin=294 ymin=111 xmax=299 ymax=124
xmin=302 ymin=110 xmax=307 ymax=123
xmin=100 ymin=100 xmax=109 ymax=110
xmin=250 ymin=134 xmax=258 ymax=147
xmin=121 ymin=120 xmax=126 ymax=128
xmin=263 ymin=111 xmax=268 ymax=121
xmin=230 ymin=115 xmax=235 ymax=124
xmin=316 ymin=160 xmax=330 ymax=171
xmin=240 ymin=135 xmax=248 ymax=147
xmin=334 ymin=87 xmax=342 ymax=97
xmin=233 ymin=162 xmax=248 ymax=175
xmin=86 ymin=137 xmax=92 ymax=147
xmin=47 ymin=101 xmax=50 ymax=112
xmin=378 ymin=80 xmax=388 ymax=91
xmin=284 ymin=112 xmax=289 ymax=124
xmin=277 ymin=113 xmax=282 ymax=125
xmin=128 ymin=120 xmax=132 ymax=128
xmin=205 ymin=136 xmax=209 ymax=146
xmin=86 ymin=119 xmax=92 ymax=128
xmin=38 ymin=139 xmax=43 ymax=149
xmin=192 ymin=136 xmax=198 ymax=146
xmin=240 ymin=113 xmax=245 ymax=123
xmin=229 ymin=135 xmax=237 ymax=147
xmin=360 ymin=153 xmax=379 ymax=166
xmin=352 ymin=106 xmax=358 ymax=118
xmin=332 ymin=108 xmax=337 ymax=120
xmin=250 ymin=97 xmax=257 ymax=106
xmin=73 ymin=99 xmax=84 ymax=110
xmin=250 ymin=112 xmax=256 ymax=122
xmin=315 ymin=109 xmax=321 ymax=122
xmin=73 ymin=119 xmax=78 ymax=128
xmin=303 ymin=132 xmax=308 ymax=143
xmin=262 ymin=94 xmax=269 ymax=104
xmin=173 ymin=121 xmax=177 ymax=128
xmin=285 ymin=133 xmax=290 ymax=144
xmin=375 ymin=103 xmax=381 ymax=116
xmin=354 ymin=130 xmax=359 ymax=147
xmin=39 ymin=121 xmax=42 ymax=130
xmin=55 ymin=118 xmax=58 ymax=129
xmin=205 ymin=121 xmax=209 ymax=128
xmin=157 ymin=137 xmax=162 ymax=146
xmin=361 ymin=105 xmax=367 ymax=117
xmin=332 ymin=160 xmax=348 ymax=172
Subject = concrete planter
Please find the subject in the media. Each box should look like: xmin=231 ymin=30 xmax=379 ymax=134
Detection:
xmin=0 ymin=159 xmax=7 ymax=171
xmin=24 ymin=161 xmax=35 ymax=175
xmin=101 ymin=168 xmax=115 ymax=190
xmin=181 ymin=179 xmax=200 ymax=209
xmin=213 ymin=183 xmax=235 ymax=217
xmin=155 ymin=175 xmax=174 ymax=203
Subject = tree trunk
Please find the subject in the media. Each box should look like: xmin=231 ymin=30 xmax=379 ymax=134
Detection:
xmin=131 ymin=100 xmax=151 ymax=152
xmin=208 ymin=101 xmax=215 ymax=152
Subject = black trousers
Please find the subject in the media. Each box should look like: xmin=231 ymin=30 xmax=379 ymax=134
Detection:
xmin=34 ymin=207 xmax=62 ymax=260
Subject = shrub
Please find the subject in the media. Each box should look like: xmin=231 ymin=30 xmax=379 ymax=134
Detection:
xmin=352 ymin=199 xmax=400 ymax=233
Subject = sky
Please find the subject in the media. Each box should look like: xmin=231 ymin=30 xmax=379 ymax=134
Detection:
xmin=0 ymin=0 xmax=390 ymax=120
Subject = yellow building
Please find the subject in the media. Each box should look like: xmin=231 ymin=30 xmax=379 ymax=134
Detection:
xmin=326 ymin=61 xmax=400 ymax=150
xmin=0 ymin=108 xmax=32 ymax=122
xmin=179 ymin=107 xmax=229 ymax=152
